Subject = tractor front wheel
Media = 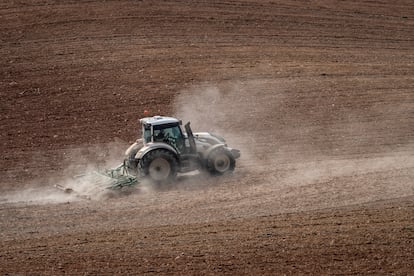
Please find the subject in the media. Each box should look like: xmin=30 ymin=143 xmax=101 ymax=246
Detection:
xmin=140 ymin=149 xmax=178 ymax=183
xmin=207 ymin=148 xmax=235 ymax=175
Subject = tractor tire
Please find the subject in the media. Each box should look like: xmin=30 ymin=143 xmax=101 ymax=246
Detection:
xmin=140 ymin=149 xmax=178 ymax=183
xmin=207 ymin=147 xmax=235 ymax=175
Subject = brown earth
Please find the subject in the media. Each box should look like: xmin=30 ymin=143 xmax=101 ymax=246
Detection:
xmin=0 ymin=0 xmax=413 ymax=274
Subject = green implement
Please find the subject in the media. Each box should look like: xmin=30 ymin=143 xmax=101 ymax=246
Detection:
xmin=55 ymin=162 xmax=139 ymax=200
xmin=101 ymin=162 xmax=138 ymax=189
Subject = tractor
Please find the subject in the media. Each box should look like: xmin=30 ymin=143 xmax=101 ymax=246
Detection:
xmin=124 ymin=116 xmax=240 ymax=182
xmin=54 ymin=115 xmax=240 ymax=198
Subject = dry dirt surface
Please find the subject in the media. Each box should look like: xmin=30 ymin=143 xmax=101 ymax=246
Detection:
xmin=1 ymin=0 xmax=414 ymax=274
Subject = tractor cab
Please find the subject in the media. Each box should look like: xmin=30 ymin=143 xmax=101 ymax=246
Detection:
xmin=140 ymin=116 xmax=194 ymax=154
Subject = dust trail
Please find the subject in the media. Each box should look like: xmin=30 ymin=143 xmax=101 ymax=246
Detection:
xmin=172 ymin=81 xmax=414 ymax=208
xmin=0 ymin=140 xmax=136 ymax=204
xmin=0 ymin=187 xmax=78 ymax=205
xmin=173 ymin=81 xmax=288 ymax=169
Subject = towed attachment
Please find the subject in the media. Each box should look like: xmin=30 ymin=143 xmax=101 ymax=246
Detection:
xmin=102 ymin=162 xmax=138 ymax=189
xmin=55 ymin=162 xmax=139 ymax=200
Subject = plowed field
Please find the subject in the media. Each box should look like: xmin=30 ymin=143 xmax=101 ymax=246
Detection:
xmin=1 ymin=0 xmax=413 ymax=274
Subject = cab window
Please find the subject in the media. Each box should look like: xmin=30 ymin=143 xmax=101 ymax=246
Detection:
xmin=153 ymin=123 xmax=185 ymax=151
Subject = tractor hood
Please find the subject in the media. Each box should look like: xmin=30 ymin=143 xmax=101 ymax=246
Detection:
xmin=193 ymin=132 xmax=240 ymax=160
xmin=193 ymin=132 xmax=227 ymax=146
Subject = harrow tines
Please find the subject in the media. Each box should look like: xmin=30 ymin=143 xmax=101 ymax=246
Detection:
xmin=101 ymin=163 xmax=138 ymax=189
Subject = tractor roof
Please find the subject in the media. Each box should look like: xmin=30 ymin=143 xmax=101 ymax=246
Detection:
xmin=140 ymin=116 xmax=181 ymax=126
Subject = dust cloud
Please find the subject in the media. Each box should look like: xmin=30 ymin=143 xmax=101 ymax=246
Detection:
xmin=172 ymin=81 xmax=414 ymax=209
xmin=0 ymin=187 xmax=77 ymax=205
xmin=3 ymin=80 xmax=413 ymax=209
xmin=0 ymin=140 xmax=135 ymax=204
xmin=173 ymin=81 xmax=287 ymax=167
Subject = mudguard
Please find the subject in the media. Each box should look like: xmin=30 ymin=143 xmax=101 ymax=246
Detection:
xmin=134 ymin=142 xmax=179 ymax=160
xmin=203 ymin=144 xmax=226 ymax=159
xmin=203 ymin=144 xmax=240 ymax=160
xmin=125 ymin=140 xmax=143 ymax=157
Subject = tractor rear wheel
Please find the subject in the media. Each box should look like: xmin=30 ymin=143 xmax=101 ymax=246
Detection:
xmin=140 ymin=149 xmax=178 ymax=183
xmin=207 ymin=148 xmax=235 ymax=175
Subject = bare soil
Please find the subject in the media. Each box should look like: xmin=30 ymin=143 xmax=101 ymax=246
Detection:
xmin=1 ymin=0 xmax=413 ymax=274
